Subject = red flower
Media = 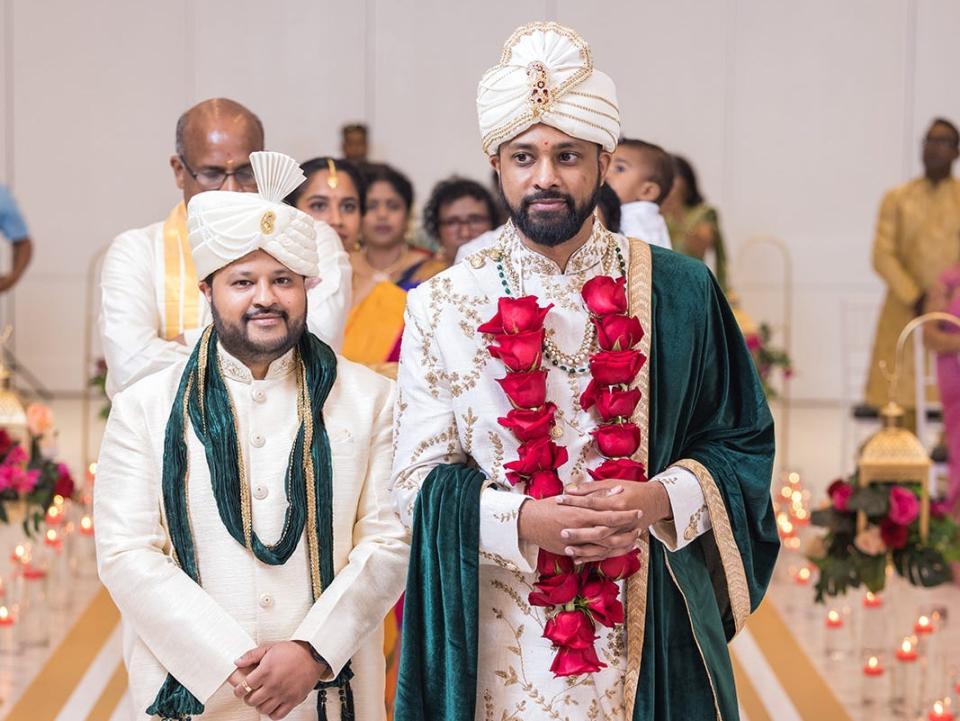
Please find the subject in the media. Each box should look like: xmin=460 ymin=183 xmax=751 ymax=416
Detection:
xmin=0 ymin=430 xmax=12 ymax=458
xmin=526 ymin=470 xmax=564 ymax=499
xmin=496 ymin=371 xmax=548 ymax=409
xmin=588 ymin=458 xmax=648 ymax=483
xmin=596 ymin=550 xmax=642 ymax=581
xmin=581 ymin=577 xmax=624 ymax=627
xmin=745 ymin=334 xmax=761 ymax=352
xmin=543 ymin=610 xmax=596 ymax=650
xmin=537 ymin=550 xmax=575 ymax=578
xmin=588 ymin=350 xmax=646 ymax=386
xmin=592 ymin=423 xmax=642 ymax=458
xmin=827 ymin=480 xmax=853 ymax=512
xmin=549 ymin=645 xmax=606 ymax=677
xmin=879 ymin=519 xmax=908 ymax=550
xmin=594 ymin=387 xmax=642 ymax=421
xmin=54 ymin=463 xmax=75 ymax=499
xmin=504 ymin=438 xmax=568 ymax=484
xmin=581 ymin=276 xmax=628 ymax=316
xmin=529 ymin=572 xmax=581 ymax=607
xmin=488 ymin=330 xmax=544 ymax=372
xmin=888 ymin=487 xmax=919 ymax=526
xmin=498 ymin=403 xmax=557 ymax=442
xmin=478 ymin=296 xmax=552 ymax=335
xmin=594 ymin=314 xmax=644 ymax=352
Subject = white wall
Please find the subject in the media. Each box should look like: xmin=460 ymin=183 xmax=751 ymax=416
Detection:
xmin=1 ymin=0 xmax=957 ymax=401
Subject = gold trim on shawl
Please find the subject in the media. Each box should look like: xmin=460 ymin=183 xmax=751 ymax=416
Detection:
xmin=162 ymin=202 xmax=201 ymax=340
xmin=623 ymin=237 xmax=652 ymax=717
xmin=674 ymin=457 xmax=752 ymax=634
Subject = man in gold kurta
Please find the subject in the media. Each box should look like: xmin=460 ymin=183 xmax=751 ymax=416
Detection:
xmin=866 ymin=118 xmax=960 ymax=410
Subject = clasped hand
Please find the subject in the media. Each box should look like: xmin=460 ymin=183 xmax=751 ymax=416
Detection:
xmin=229 ymin=640 xmax=328 ymax=720
xmin=518 ymin=479 xmax=671 ymax=563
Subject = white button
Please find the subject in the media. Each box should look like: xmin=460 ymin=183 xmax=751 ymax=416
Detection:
xmin=252 ymin=388 xmax=266 ymax=403
xmin=253 ymin=485 xmax=268 ymax=501
xmin=251 ymin=433 xmax=265 ymax=448
xmin=258 ymin=594 xmax=273 ymax=609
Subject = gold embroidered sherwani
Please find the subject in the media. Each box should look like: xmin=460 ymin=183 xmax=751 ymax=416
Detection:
xmin=391 ymin=223 xmax=713 ymax=721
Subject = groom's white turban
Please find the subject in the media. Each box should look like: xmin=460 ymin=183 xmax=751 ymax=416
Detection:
xmin=477 ymin=22 xmax=621 ymax=156
xmin=188 ymin=151 xmax=333 ymax=279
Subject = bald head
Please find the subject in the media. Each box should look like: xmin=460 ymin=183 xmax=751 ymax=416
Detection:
xmin=171 ymin=98 xmax=265 ymax=204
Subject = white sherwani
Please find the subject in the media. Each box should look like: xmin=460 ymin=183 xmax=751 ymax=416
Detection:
xmin=99 ymin=215 xmax=352 ymax=398
xmin=391 ymin=225 xmax=711 ymax=721
xmin=96 ymin=346 xmax=407 ymax=721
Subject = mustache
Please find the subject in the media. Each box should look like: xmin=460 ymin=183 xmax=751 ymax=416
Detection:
xmin=521 ymin=190 xmax=574 ymax=211
xmin=244 ymin=306 xmax=288 ymax=322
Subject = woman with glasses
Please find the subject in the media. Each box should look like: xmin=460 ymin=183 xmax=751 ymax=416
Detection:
xmin=422 ymin=176 xmax=500 ymax=267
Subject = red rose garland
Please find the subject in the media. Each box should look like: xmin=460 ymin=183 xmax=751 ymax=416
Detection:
xmin=478 ymin=276 xmax=647 ymax=678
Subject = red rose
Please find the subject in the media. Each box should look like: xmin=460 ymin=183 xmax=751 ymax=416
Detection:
xmin=593 ymin=423 xmax=642 ymax=458
xmin=594 ymin=387 xmax=642 ymax=421
xmin=54 ymin=463 xmax=75 ymax=499
xmin=504 ymin=438 xmax=568 ymax=484
xmin=879 ymin=519 xmax=908 ymax=550
xmin=588 ymin=350 xmax=646 ymax=386
xmin=888 ymin=487 xmax=920 ymax=526
xmin=745 ymin=333 xmax=761 ymax=352
xmin=588 ymin=458 xmax=647 ymax=483
xmin=488 ymin=330 xmax=544 ymax=372
xmin=596 ymin=550 xmax=642 ymax=580
xmin=549 ymin=645 xmax=606 ymax=677
xmin=581 ymin=577 xmax=624 ymax=627
xmin=497 ymin=371 xmax=548 ymax=409
xmin=594 ymin=314 xmax=644 ymax=352
xmin=529 ymin=572 xmax=581 ymax=607
xmin=537 ymin=550 xmax=575 ymax=578
xmin=498 ymin=403 xmax=557 ymax=442
xmin=0 ymin=430 xmax=12 ymax=458
xmin=581 ymin=276 xmax=628 ymax=316
xmin=478 ymin=296 xmax=552 ymax=335
xmin=526 ymin=469 xmax=564 ymax=500
xmin=827 ymin=480 xmax=853 ymax=512
xmin=543 ymin=610 xmax=596 ymax=650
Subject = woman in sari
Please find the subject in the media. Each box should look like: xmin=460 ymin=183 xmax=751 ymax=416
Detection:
xmin=662 ymin=154 xmax=729 ymax=293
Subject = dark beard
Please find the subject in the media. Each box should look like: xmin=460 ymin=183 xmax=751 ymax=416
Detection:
xmin=211 ymin=301 xmax=305 ymax=366
xmin=506 ymin=183 xmax=601 ymax=248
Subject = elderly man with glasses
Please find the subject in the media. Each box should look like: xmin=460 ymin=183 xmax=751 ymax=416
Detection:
xmin=99 ymin=98 xmax=350 ymax=397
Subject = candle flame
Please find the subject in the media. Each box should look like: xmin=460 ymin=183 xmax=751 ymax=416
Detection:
xmin=798 ymin=567 xmax=811 ymax=581
xmin=80 ymin=516 xmax=93 ymax=531
xmin=88 ymin=462 xmax=98 ymax=476
xmin=935 ymin=701 xmax=945 ymax=714
xmin=791 ymin=490 xmax=803 ymax=504
xmin=867 ymin=656 xmax=878 ymax=669
xmin=918 ymin=615 xmax=931 ymax=627
xmin=901 ymin=639 xmax=913 ymax=653
xmin=827 ymin=610 xmax=841 ymax=624
xmin=780 ymin=486 xmax=792 ymax=499
xmin=14 ymin=545 xmax=25 ymax=559
xmin=866 ymin=591 xmax=875 ymax=602
xmin=788 ymin=472 xmax=800 ymax=484
xmin=52 ymin=495 xmax=64 ymax=507
xmin=45 ymin=529 xmax=58 ymax=543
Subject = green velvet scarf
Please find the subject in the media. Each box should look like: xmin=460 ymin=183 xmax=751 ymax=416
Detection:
xmin=393 ymin=249 xmax=778 ymax=721
xmin=148 ymin=327 xmax=356 ymax=721
xmin=394 ymin=464 xmax=484 ymax=721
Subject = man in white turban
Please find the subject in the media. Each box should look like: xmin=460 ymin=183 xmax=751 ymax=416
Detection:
xmin=99 ymin=98 xmax=351 ymax=399
xmin=392 ymin=22 xmax=777 ymax=721
xmin=95 ymin=151 xmax=408 ymax=721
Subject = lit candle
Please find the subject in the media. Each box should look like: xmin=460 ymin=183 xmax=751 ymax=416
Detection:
xmin=45 ymin=504 xmax=63 ymax=526
xmin=861 ymin=655 xmax=886 ymax=708
xmin=79 ymin=515 xmax=94 ymax=536
xmin=825 ymin=609 xmax=844 ymax=629
xmin=788 ymin=471 xmax=801 ymax=486
xmin=0 ymin=605 xmax=17 ymax=655
xmin=863 ymin=591 xmax=883 ymax=609
xmin=794 ymin=567 xmax=812 ymax=585
xmin=929 ymin=701 xmax=955 ymax=721
xmin=863 ymin=656 xmax=884 ymax=676
xmin=915 ymin=615 xmax=934 ymax=635
xmin=10 ymin=544 xmax=25 ymax=565
xmin=44 ymin=528 xmax=62 ymax=551
xmin=896 ymin=638 xmax=919 ymax=662
xmin=0 ymin=607 xmax=14 ymax=627
xmin=792 ymin=507 xmax=810 ymax=525
xmin=893 ymin=638 xmax=920 ymax=714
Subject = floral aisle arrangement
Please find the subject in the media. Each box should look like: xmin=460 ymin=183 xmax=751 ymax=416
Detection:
xmin=478 ymin=274 xmax=647 ymax=677
xmin=744 ymin=323 xmax=793 ymax=399
xmin=807 ymin=474 xmax=960 ymax=602
xmin=0 ymin=403 xmax=76 ymax=534
xmin=89 ymin=358 xmax=110 ymax=419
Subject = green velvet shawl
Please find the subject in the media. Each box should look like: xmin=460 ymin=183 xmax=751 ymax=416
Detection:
xmin=394 ymin=247 xmax=778 ymax=721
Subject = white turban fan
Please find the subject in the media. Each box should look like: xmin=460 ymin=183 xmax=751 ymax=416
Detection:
xmin=477 ymin=22 xmax=621 ymax=155
xmin=188 ymin=151 xmax=331 ymax=279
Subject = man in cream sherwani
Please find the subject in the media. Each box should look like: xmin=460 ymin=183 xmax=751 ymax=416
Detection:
xmin=99 ymin=97 xmax=351 ymax=398
xmin=96 ymin=151 xmax=407 ymax=721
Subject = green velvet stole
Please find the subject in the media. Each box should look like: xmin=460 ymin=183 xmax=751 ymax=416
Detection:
xmin=393 ymin=248 xmax=778 ymax=721
xmin=147 ymin=328 xmax=356 ymax=721
xmin=393 ymin=464 xmax=483 ymax=721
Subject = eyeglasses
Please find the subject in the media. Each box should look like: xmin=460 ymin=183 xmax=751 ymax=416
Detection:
xmin=178 ymin=155 xmax=257 ymax=190
xmin=438 ymin=214 xmax=491 ymax=230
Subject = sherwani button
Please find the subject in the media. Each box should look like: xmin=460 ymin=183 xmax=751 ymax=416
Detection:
xmin=258 ymin=594 xmax=273 ymax=609
xmin=251 ymin=433 xmax=265 ymax=448
xmin=253 ymin=485 xmax=268 ymax=500
xmin=252 ymin=388 xmax=267 ymax=403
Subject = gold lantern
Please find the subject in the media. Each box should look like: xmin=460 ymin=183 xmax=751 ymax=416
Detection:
xmin=0 ymin=328 xmax=26 ymax=439
xmin=858 ymin=312 xmax=960 ymax=543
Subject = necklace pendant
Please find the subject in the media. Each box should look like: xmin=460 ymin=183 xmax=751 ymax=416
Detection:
xmin=550 ymin=424 xmax=563 ymax=439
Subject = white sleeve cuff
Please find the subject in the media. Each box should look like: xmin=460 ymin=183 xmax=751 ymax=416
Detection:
xmin=649 ymin=466 xmax=711 ymax=551
xmin=479 ymin=486 xmax=537 ymax=573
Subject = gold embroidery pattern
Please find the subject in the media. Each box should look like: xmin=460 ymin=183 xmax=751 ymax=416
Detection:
xmin=674 ymin=457 xmax=751 ymax=634
xmin=461 ymin=408 xmax=478 ymax=454
xmin=684 ymin=504 xmax=708 ymax=541
xmin=409 ymin=426 xmax=458 ymax=464
xmin=488 ymin=432 xmax=505 ymax=484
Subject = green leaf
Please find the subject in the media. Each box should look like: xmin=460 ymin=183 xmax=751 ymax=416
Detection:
xmin=893 ymin=547 xmax=953 ymax=587
xmin=847 ymin=486 xmax=889 ymax=519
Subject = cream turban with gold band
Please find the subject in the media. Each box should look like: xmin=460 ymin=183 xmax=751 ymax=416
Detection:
xmin=477 ymin=22 xmax=620 ymax=156
xmin=188 ymin=151 xmax=329 ymax=279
